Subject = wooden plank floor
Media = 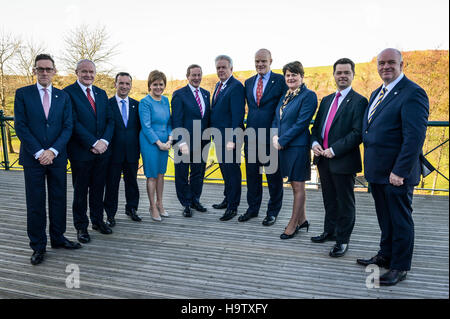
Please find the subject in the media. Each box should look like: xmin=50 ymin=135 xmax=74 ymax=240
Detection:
xmin=0 ymin=170 xmax=448 ymax=299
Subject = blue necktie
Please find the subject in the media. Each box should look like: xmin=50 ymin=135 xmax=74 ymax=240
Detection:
xmin=121 ymin=100 xmax=127 ymax=127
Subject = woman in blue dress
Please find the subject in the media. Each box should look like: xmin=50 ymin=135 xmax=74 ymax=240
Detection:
xmin=272 ymin=61 xmax=318 ymax=239
xmin=139 ymin=70 xmax=172 ymax=221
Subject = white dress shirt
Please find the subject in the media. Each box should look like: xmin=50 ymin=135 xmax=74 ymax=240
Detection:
xmin=367 ymin=73 xmax=404 ymax=120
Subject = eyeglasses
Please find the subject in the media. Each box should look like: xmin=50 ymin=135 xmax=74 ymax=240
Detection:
xmin=35 ymin=67 xmax=55 ymax=73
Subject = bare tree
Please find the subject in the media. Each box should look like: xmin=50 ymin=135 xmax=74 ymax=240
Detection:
xmin=14 ymin=39 xmax=47 ymax=85
xmin=0 ymin=30 xmax=21 ymax=153
xmin=61 ymin=24 xmax=119 ymax=75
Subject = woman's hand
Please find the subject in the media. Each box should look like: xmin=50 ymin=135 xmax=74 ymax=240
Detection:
xmin=272 ymin=135 xmax=282 ymax=150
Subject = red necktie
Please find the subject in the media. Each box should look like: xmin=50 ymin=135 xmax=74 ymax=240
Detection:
xmin=194 ymin=89 xmax=203 ymax=117
xmin=323 ymin=91 xmax=341 ymax=149
xmin=86 ymin=87 xmax=96 ymax=114
xmin=214 ymin=82 xmax=222 ymax=102
xmin=256 ymin=76 xmax=263 ymax=106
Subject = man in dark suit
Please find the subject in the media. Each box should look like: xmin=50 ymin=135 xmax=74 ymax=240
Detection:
xmin=14 ymin=54 xmax=81 ymax=265
xmin=103 ymin=72 xmax=141 ymax=226
xmin=210 ymin=55 xmax=246 ymax=221
xmin=310 ymin=58 xmax=368 ymax=257
xmin=238 ymin=49 xmax=287 ymax=226
xmin=64 ymin=59 xmax=114 ymax=243
xmin=356 ymin=48 xmax=429 ymax=286
xmin=171 ymin=64 xmax=210 ymax=217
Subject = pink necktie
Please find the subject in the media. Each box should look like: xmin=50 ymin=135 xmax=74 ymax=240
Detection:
xmin=42 ymin=88 xmax=50 ymax=119
xmin=86 ymin=87 xmax=96 ymax=114
xmin=323 ymin=92 xmax=341 ymax=149
xmin=214 ymin=82 xmax=223 ymax=102
xmin=194 ymin=89 xmax=203 ymax=117
xmin=256 ymin=76 xmax=263 ymax=106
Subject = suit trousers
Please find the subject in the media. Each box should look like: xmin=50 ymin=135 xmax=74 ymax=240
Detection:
xmin=244 ymin=143 xmax=283 ymax=217
xmin=216 ymin=141 xmax=242 ymax=210
xmin=317 ymin=158 xmax=356 ymax=244
xmin=104 ymin=161 xmax=140 ymax=218
xmin=370 ymin=183 xmax=415 ymax=271
xmin=70 ymin=156 xmax=110 ymax=230
xmin=24 ymin=165 xmax=67 ymax=252
xmin=174 ymin=149 xmax=207 ymax=207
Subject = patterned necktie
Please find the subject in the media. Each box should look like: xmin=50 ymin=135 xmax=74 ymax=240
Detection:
xmin=322 ymin=92 xmax=341 ymax=149
xmin=256 ymin=75 xmax=263 ymax=106
xmin=121 ymin=100 xmax=127 ymax=127
xmin=42 ymin=88 xmax=50 ymax=119
xmin=194 ymin=89 xmax=203 ymax=117
xmin=214 ymin=82 xmax=223 ymax=102
xmin=86 ymin=87 xmax=96 ymax=114
xmin=368 ymin=87 xmax=387 ymax=123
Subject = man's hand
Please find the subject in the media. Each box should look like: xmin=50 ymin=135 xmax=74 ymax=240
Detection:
xmin=226 ymin=141 xmax=235 ymax=151
xmin=389 ymin=172 xmax=404 ymax=186
xmin=94 ymin=140 xmax=108 ymax=154
xmin=38 ymin=150 xmax=55 ymax=166
xmin=180 ymin=144 xmax=189 ymax=155
xmin=272 ymin=135 xmax=282 ymax=150
xmin=322 ymin=148 xmax=335 ymax=159
xmin=90 ymin=147 xmax=100 ymax=154
xmin=312 ymin=144 xmax=324 ymax=157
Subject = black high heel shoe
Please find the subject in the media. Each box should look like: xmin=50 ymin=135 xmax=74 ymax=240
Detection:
xmin=296 ymin=220 xmax=310 ymax=232
xmin=280 ymin=226 xmax=299 ymax=240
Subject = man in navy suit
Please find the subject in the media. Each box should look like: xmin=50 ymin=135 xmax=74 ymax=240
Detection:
xmin=310 ymin=58 xmax=368 ymax=257
xmin=14 ymin=54 xmax=81 ymax=265
xmin=171 ymin=64 xmax=210 ymax=217
xmin=210 ymin=55 xmax=246 ymax=221
xmin=103 ymin=72 xmax=141 ymax=226
xmin=356 ymin=49 xmax=429 ymax=286
xmin=64 ymin=59 xmax=114 ymax=243
xmin=238 ymin=49 xmax=287 ymax=226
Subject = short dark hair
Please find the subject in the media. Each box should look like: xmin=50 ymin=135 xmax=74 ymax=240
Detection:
xmin=333 ymin=58 xmax=355 ymax=74
xmin=186 ymin=64 xmax=202 ymax=77
xmin=115 ymin=72 xmax=132 ymax=82
xmin=282 ymin=61 xmax=304 ymax=77
xmin=34 ymin=54 xmax=55 ymax=68
xmin=147 ymin=70 xmax=167 ymax=92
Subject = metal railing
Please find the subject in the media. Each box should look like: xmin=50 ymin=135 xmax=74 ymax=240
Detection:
xmin=1 ymin=110 xmax=448 ymax=192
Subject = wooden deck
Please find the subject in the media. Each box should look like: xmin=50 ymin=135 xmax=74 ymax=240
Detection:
xmin=0 ymin=169 xmax=448 ymax=299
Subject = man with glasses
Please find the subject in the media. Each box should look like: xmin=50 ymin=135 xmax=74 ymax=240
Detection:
xmin=14 ymin=54 xmax=81 ymax=265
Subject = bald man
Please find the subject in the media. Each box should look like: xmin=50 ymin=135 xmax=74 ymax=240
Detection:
xmin=239 ymin=49 xmax=287 ymax=226
xmin=356 ymin=48 xmax=429 ymax=286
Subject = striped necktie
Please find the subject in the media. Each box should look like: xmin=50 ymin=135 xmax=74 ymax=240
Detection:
xmin=368 ymin=87 xmax=387 ymax=123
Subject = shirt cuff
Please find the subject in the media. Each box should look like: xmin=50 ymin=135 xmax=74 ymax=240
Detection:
xmin=93 ymin=139 xmax=109 ymax=147
xmin=311 ymin=141 xmax=320 ymax=149
xmin=49 ymin=148 xmax=58 ymax=157
xmin=34 ymin=149 xmax=44 ymax=159
xmin=329 ymin=147 xmax=335 ymax=156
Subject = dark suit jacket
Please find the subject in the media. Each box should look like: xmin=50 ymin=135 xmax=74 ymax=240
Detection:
xmin=210 ymin=76 xmax=245 ymax=143
xmin=245 ymin=72 xmax=287 ymax=144
xmin=311 ymin=89 xmax=368 ymax=174
xmin=363 ymin=76 xmax=429 ymax=185
xmin=109 ymin=96 xmax=140 ymax=163
xmin=14 ymin=85 xmax=73 ymax=168
xmin=64 ymin=82 xmax=114 ymax=161
xmin=272 ymin=84 xmax=318 ymax=148
xmin=171 ymin=85 xmax=210 ymax=150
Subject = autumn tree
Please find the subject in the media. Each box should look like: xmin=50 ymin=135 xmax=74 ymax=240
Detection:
xmin=14 ymin=39 xmax=47 ymax=85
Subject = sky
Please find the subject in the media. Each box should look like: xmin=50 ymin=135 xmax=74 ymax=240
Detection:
xmin=2 ymin=0 xmax=449 ymax=80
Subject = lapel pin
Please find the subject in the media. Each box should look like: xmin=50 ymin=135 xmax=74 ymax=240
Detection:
xmin=347 ymin=99 xmax=350 ymax=102
xmin=271 ymin=80 xmax=274 ymax=83
xmin=55 ymin=95 xmax=58 ymax=98
xmin=394 ymin=92 xmax=398 ymax=95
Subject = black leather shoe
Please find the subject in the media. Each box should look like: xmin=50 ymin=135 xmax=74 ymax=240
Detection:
xmin=311 ymin=232 xmax=336 ymax=243
xmin=220 ymin=209 xmax=237 ymax=221
xmin=77 ymin=229 xmax=91 ymax=243
xmin=262 ymin=215 xmax=277 ymax=226
xmin=280 ymin=228 xmax=298 ymax=240
xmin=191 ymin=201 xmax=207 ymax=212
xmin=51 ymin=238 xmax=82 ymax=249
xmin=380 ymin=269 xmax=407 ymax=286
xmin=126 ymin=208 xmax=142 ymax=222
xmin=31 ymin=251 xmax=45 ymax=265
xmin=329 ymin=243 xmax=348 ymax=257
xmin=238 ymin=211 xmax=258 ymax=222
xmin=356 ymin=254 xmax=390 ymax=268
xmin=106 ymin=217 xmax=116 ymax=227
xmin=212 ymin=200 xmax=228 ymax=210
xmin=92 ymin=222 xmax=113 ymax=234
xmin=183 ymin=206 xmax=193 ymax=217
